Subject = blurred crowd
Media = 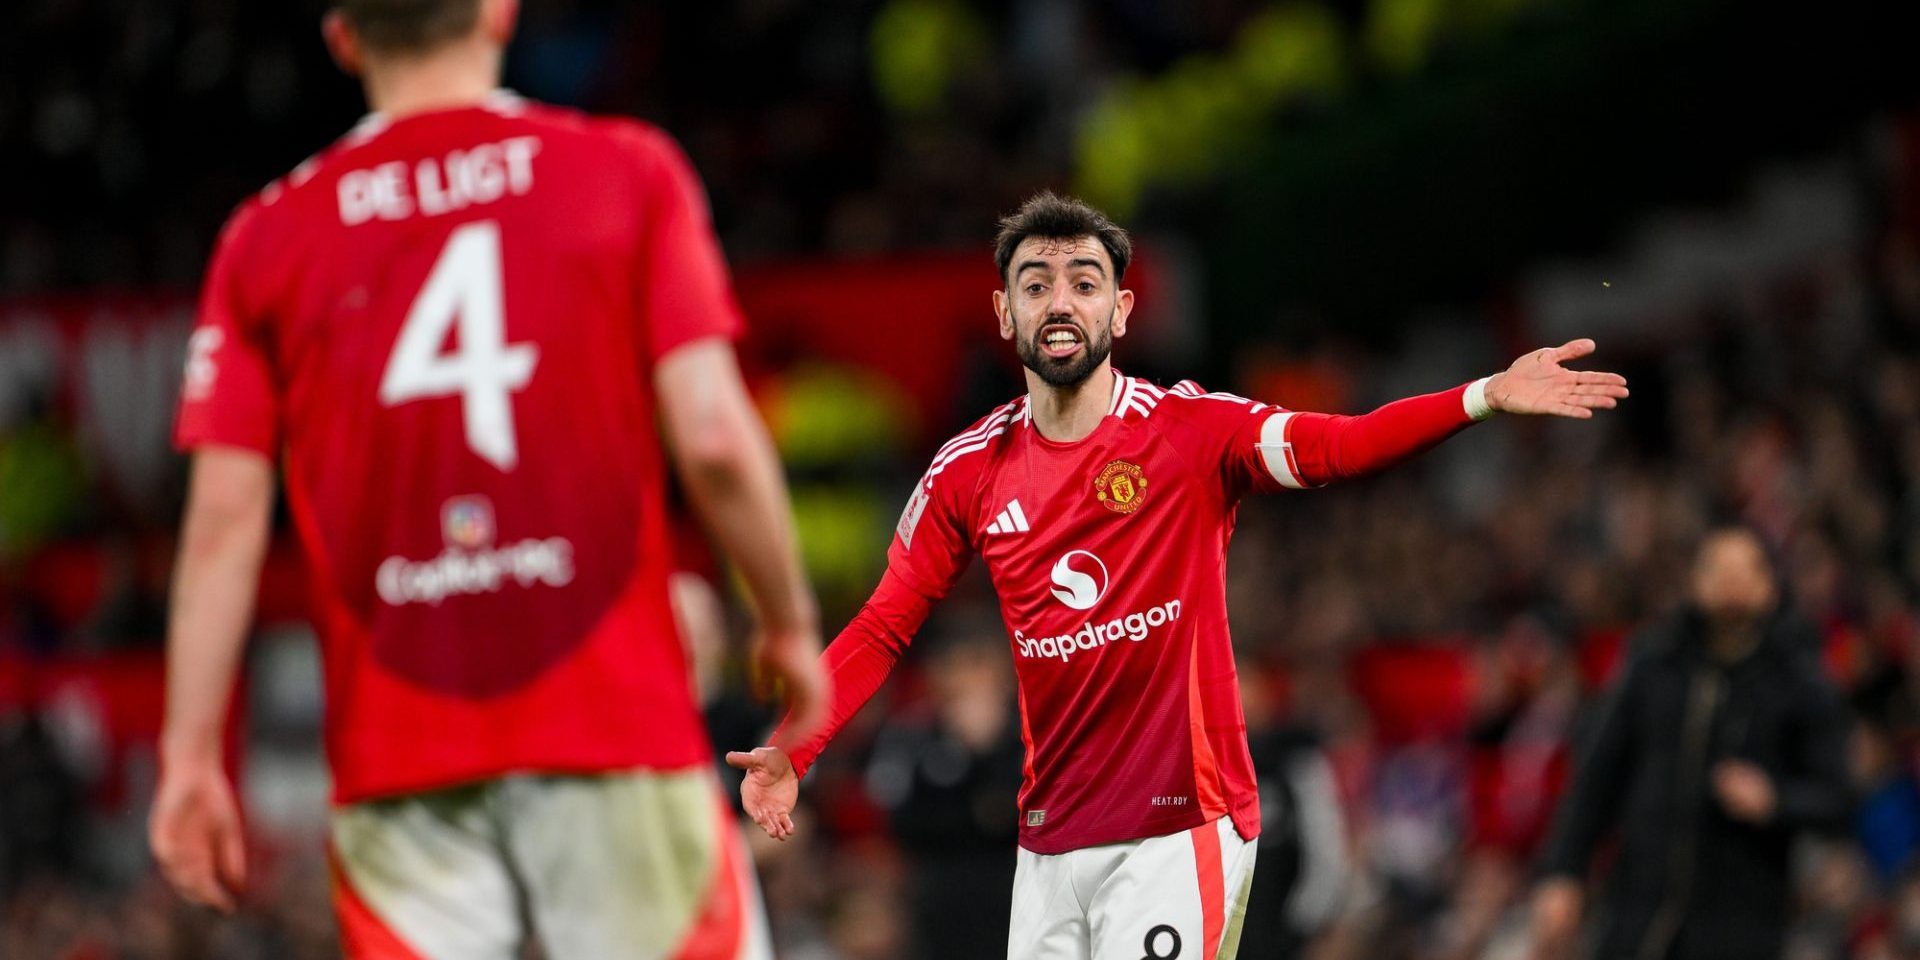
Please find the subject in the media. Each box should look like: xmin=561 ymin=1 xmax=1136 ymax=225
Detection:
xmin=6 ymin=1 xmax=1920 ymax=959
xmin=11 ymin=151 xmax=1920 ymax=958
xmin=0 ymin=0 xmax=1299 ymax=297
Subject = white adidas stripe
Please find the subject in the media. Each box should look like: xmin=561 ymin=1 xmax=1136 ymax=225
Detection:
xmin=984 ymin=499 xmax=1031 ymax=535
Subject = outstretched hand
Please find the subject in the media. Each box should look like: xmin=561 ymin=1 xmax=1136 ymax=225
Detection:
xmin=726 ymin=746 xmax=800 ymax=841
xmin=1486 ymin=339 xmax=1628 ymax=419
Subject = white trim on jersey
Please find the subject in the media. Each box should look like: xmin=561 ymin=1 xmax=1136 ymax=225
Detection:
xmin=984 ymin=498 xmax=1032 ymax=535
xmin=927 ymin=400 xmax=1025 ymax=478
xmin=1255 ymin=412 xmax=1310 ymax=489
xmin=483 ymin=89 xmax=529 ymax=116
xmin=1108 ymin=375 xmax=1134 ymax=416
xmin=1172 ymin=381 xmax=1265 ymax=408
xmin=932 ymin=402 xmax=1013 ymax=461
xmin=1117 ymin=378 xmax=1164 ymax=420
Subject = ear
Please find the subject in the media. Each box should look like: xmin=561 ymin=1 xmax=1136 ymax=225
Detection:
xmin=1111 ymin=288 xmax=1134 ymax=339
xmin=993 ymin=290 xmax=1014 ymax=341
xmin=481 ymin=0 xmax=519 ymax=46
xmin=321 ymin=10 xmax=364 ymax=78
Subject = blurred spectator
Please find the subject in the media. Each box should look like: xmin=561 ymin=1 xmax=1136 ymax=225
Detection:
xmin=1531 ymin=528 xmax=1854 ymax=960
xmin=0 ymin=712 xmax=87 ymax=891
xmin=864 ymin=629 xmax=1023 ymax=960
xmin=1239 ymin=667 xmax=1351 ymax=959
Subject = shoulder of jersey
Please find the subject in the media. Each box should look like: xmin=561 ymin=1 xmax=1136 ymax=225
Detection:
xmin=922 ymin=376 xmax=1274 ymax=479
xmin=1112 ymin=375 xmax=1273 ymax=422
xmin=921 ymin=396 xmax=1031 ymax=482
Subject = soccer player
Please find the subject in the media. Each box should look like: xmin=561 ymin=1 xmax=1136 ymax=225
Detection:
xmin=728 ymin=193 xmax=1629 ymax=959
xmin=147 ymin=0 xmax=825 ymax=957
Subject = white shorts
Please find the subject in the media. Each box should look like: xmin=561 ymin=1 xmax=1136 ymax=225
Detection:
xmin=329 ymin=768 xmax=771 ymax=960
xmin=1009 ymin=815 xmax=1257 ymax=960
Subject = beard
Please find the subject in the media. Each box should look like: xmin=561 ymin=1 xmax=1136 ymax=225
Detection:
xmin=1016 ymin=311 xmax=1114 ymax=388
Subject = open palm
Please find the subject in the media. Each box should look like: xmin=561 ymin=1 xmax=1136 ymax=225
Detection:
xmin=1487 ymin=338 xmax=1628 ymax=418
xmin=726 ymin=746 xmax=800 ymax=840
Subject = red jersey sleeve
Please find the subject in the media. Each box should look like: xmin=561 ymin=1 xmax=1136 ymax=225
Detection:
xmin=174 ymin=202 xmax=280 ymax=458
xmin=773 ymin=567 xmax=935 ymax=777
xmin=1160 ymin=382 xmax=1289 ymax=498
xmin=1164 ymin=379 xmax=1482 ymax=495
xmin=885 ymin=468 xmax=976 ymax=600
xmin=630 ymin=128 xmax=744 ymax=362
xmin=770 ymin=467 xmax=977 ymax=775
xmin=1258 ymin=384 xmax=1478 ymax=488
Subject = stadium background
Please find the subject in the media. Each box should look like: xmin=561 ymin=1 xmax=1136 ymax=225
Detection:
xmin=2 ymin=0 xmax=1919 ymax=957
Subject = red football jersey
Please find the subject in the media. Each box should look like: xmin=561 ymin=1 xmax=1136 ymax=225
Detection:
xmin=892 ymin=375 xmax=1283 ymax=852
xmin=175 ymin=93 xmax=740 ymax=802
xmin=782 ymin=370 xmax=1482 ymax=853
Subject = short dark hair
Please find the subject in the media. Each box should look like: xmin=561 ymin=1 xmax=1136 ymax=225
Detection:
xmin=994 ymin=192 xmax=1132 ymax=286
xmin=336 ymin=0 xmax=482 ymax=54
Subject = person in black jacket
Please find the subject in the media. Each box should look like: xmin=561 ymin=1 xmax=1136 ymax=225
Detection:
xmin=1530 ymin=527 xmax=1853 ymax=960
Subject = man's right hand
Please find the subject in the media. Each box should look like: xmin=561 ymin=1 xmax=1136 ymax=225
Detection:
xmin=1529 ymin=877 xmax=1584 ymax=960
xmin=726 ymin=746 xmax=800 ymax=841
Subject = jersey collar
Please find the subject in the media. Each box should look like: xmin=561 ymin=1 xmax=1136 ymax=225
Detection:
xmin=344 ymin=88 xmax=526 ymax=146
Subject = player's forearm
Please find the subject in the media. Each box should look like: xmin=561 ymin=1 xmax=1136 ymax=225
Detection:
xmin=1280 ymin=384 xmax=1482 ymax=484
xmin=774 ymin=569 xmax=931 ymax=775
xmin=162 ymin=451 xmax=274 ymax=764
xmin=657 ymin=341 xmax=817 ymax=635
xmin=673 ymin=412 xmax=816 ymax=634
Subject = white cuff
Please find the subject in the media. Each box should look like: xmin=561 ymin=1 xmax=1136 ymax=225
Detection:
xmin=1463 ymin=377 xmax=1495 ymax=421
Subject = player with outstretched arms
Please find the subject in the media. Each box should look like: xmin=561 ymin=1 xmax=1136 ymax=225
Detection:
xmin=149 ymin=0 xmax=826 ymax=957
xmin=728 ymin=193 xmax=1628 ymax=959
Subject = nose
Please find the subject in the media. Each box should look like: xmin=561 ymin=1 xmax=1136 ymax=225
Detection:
xmin=1047 ymin=282 xmax=1074 ymax=317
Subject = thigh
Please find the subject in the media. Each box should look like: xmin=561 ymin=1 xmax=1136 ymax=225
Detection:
xmin=1009 ymin=846 xmax=1096 ymax=960
xmin=1089 ymin=817 xmax=1258 ymax=960
xmin=330 ymin=785 xmax=523 ymax=960
xmin=501 ymin=767 xmax=767 ymax=960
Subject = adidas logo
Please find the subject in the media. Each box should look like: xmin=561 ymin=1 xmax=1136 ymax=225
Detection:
xmin=984 ymin=499 xmax=1030 ymax=535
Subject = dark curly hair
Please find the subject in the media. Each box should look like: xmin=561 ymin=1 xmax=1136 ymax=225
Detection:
xmin=993 ymin=192 xmax=1133 ymax=286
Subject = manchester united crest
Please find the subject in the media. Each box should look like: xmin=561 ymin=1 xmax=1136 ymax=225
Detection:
xmin=1093 ymin=460 xmax=1148 ymax=515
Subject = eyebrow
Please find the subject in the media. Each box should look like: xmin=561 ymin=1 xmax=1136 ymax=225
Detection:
xmin=1016 ymin=256 xmax=1109 ymax=279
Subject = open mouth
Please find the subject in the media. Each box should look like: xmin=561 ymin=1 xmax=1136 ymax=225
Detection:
xmin=1039 ymin=323 xmax=1084 ymax=359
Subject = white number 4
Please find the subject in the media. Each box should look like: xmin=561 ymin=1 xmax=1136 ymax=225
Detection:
xmin=379 ymin=220 xmax=537 ymax=471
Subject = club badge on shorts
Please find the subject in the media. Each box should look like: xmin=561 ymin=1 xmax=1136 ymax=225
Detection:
xmin=1093 ymin=460 xmax=1148 ymax=515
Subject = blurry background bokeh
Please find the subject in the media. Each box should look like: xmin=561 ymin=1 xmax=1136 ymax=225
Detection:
xmin=3 ymin=0 xmax=1919 ymax=957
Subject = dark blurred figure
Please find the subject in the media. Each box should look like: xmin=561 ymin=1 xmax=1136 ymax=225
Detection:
xmin=1237 ymin=669 xmax=1350 ymax=959
xmin=1852 ymin=669 xmax=1920 ymax=889
xmin=864 ymin=632 xmax=1023 ymax=960
xmin=0 ymin=712 xmax=86 ymax=892
xmin=1530 ymin=527 xmax=1853 ymax=960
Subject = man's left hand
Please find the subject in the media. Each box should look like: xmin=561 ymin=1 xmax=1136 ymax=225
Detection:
xmin=1712 ymin=760 xmax=1777 ymax=823
xmin=1485 ymin=339 xmax=1629 ymax=419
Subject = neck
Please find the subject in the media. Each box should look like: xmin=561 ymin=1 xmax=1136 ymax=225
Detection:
xmin=1705 ymin=617 xmax=1761 ymax=663
xmin=1026 ymin=363 xmax=1117 ymax=442
xmin=362 ymin=41 xmax=501 ymax=120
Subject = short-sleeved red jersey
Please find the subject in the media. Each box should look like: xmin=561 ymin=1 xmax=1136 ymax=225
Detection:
xmin=781 ymin=370 xmax=1481 ymax=854
xmin=176 ymin=93 xmax=741 ymax=803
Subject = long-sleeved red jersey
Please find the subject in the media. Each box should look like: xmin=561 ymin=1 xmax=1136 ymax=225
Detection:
xmin=779 ymin=370 xmax=1482 ymax=853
